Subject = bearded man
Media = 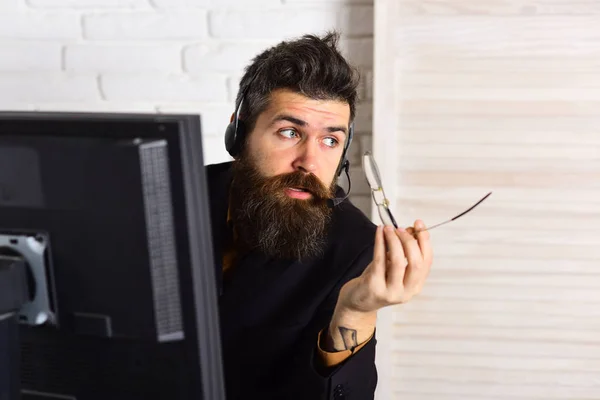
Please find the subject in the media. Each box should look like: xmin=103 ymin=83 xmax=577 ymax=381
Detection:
xmin=206 ymin=31 xmax=433 ymax=400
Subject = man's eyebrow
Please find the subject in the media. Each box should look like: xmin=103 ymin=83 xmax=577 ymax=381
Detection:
xmin=270 ymin=114 xmax=307 ymax=127
xmin=325 ymin=125 xmax=347 ymax=135
xmin=270 ymin=114 xmax=347 ymax=135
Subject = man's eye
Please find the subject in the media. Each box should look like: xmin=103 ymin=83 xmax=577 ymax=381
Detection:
xmin=323 ymin=137 xmax=339 ymax=148
xmin=279 ymin=128 xmax=298 ymax=139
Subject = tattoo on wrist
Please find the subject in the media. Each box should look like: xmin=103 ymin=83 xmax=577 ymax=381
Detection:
xmin=338 ymin=326 xmax=358 ymax=351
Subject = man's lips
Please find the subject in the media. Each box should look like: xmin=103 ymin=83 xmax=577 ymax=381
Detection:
xmin=285 ymin=187 xmax=313 ymax=199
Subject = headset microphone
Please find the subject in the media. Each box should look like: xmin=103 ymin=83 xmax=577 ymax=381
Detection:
xmin=327 ymin=160 xmax=352 ymax=208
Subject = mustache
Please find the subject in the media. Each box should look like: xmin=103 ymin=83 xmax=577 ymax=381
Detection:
xmin=261 ymin=170 xmax=333 ymax=200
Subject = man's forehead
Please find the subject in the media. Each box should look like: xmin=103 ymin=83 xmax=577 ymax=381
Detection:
xmin=264 ymin=89 xmax=351 ymax=122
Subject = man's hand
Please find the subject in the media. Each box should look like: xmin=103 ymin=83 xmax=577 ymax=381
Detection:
xmin=323 ymin=220 xmax=433 ymax=352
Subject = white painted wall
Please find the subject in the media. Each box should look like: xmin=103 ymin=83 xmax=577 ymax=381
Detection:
xmin=374 ymin=0 xmax=600 ymax=399
xmin=0 ymin=0 xmax=374 ymax=212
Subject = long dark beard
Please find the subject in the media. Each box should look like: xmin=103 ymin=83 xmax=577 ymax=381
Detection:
xmin=229 ymin=154 xmax=336 ymax=261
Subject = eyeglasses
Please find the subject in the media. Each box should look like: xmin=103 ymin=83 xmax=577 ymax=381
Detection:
xmin=362 ymin=151 xmax=492 ymax=234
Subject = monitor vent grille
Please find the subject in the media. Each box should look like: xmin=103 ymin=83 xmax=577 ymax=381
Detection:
xmin=139 ymin=140 xmax=183 ymax=342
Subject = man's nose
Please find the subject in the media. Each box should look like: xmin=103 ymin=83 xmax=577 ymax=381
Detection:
xmin=292 ymin=141 xmax=319 ymax=173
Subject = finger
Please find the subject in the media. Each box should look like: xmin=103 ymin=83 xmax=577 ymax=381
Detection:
xmin=396 ymin=225 xmax=427 ymax=295
xmin=396 ymin=229 xmax=423 ymax=282
xmin=384 ymin=226 xmax=407 ymax=290
xmin=414 ymin=219 xmax=433 ymax=265
xmin=371 ymin=225 xmax=386 ymax=278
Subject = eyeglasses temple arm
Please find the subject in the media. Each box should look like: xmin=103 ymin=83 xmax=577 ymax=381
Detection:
xmin=413 ymin=191 xmax=492 ymax=234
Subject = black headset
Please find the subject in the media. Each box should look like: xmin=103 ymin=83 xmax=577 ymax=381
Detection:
xmin=224 ymin=77 xmax=354 ymax=178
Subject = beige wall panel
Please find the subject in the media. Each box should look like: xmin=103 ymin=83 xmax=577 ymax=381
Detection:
xmin=374 ymin=0 xmax=600 ymax=398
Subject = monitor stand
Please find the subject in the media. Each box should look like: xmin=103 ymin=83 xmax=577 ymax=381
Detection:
xmin=0 ymin=255 xmax=29 ymax=400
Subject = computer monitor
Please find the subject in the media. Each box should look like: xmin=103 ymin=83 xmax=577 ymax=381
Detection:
xmin=0 ymin=111 xmax=225 ymax=400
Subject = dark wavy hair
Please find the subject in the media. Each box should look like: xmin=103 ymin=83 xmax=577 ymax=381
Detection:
xmin=235 ymin=31 xmax=360 ymax=136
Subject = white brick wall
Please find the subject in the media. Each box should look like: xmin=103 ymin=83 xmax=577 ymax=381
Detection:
xmin=0 ymin=0 xmax=373 ymax=210
xmin=0 ymin=73 xmax=100 ymax=102
xmin=65 ymin=44 xmax=182 ymax=72
xmin=28 ymin=0 xmax=150 ymax=8
xmin=0 ymin=43 xmax=62 ymax=70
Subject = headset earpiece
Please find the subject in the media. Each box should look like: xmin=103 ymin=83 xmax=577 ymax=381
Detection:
xmin=224 ymin=121 xmax=236 ymax=155
xmin=225 ymin=118 xmax=246 ymax=158
xmin=224 ymin=97 xmax=247 ymax=158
